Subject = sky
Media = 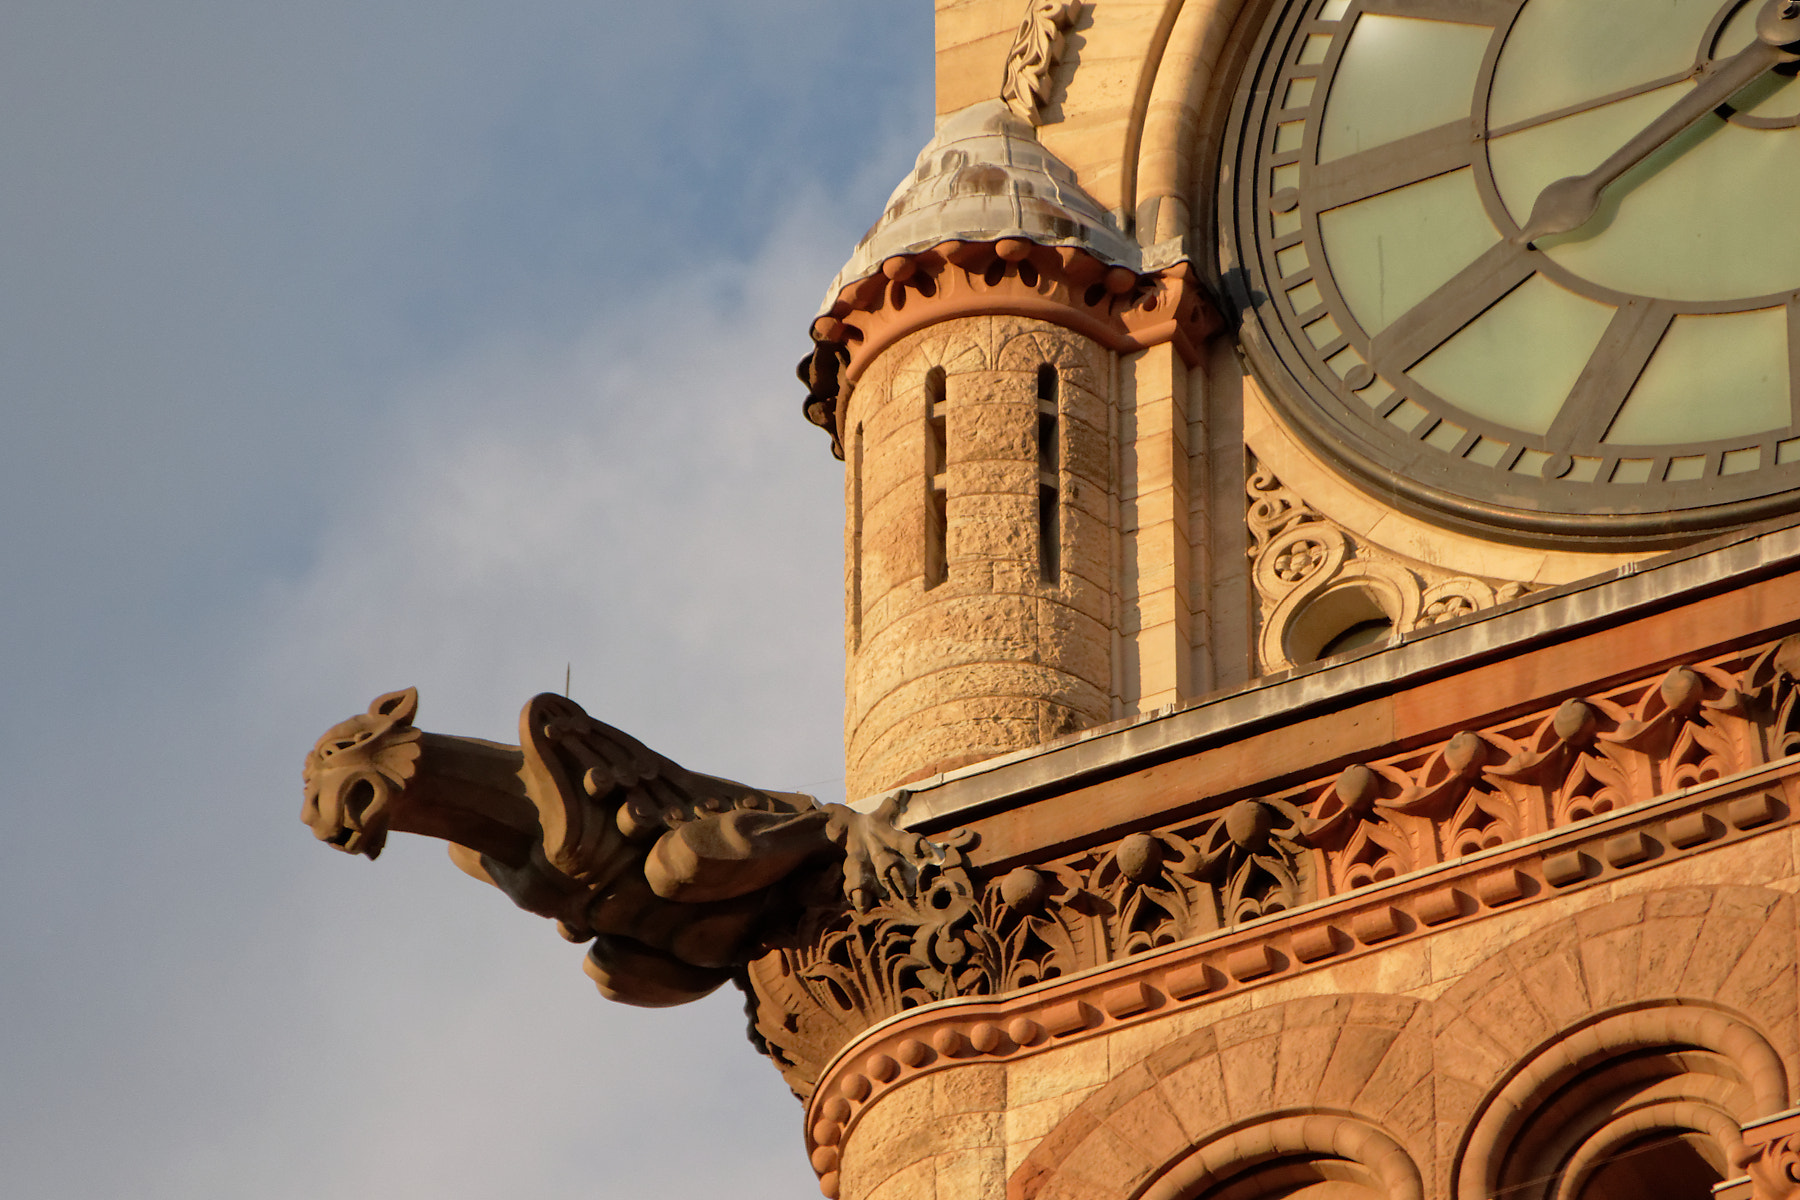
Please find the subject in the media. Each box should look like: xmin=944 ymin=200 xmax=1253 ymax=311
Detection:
xmin=0 ymin=4 xmax=935 ymax=1196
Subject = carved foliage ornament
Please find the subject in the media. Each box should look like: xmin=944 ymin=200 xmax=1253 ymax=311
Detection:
xmin=1000 ymin=1 xmax=1084 ymax=125
xmin=743 ymin=797 xmax=1310 ymax=1097
xmin=1742 ymin=1132 xmax=1800 ymax=1200
xmin=1300 ymin=640 xmax=1796 ymax=896
xmin=744 ymin=633 xmax=1800 ymax=1097
xmin=1247 ymin=457 xmax=1531 ymax=671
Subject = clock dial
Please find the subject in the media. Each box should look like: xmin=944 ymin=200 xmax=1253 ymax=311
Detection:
xmin=1221 ymin=0 xmax=1800 ymax=543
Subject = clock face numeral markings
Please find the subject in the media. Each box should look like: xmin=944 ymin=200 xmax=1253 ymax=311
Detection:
xmin=1549 ymin=300 xmax=1675 ymax=447
xmin=1370 ymin=240 xmax=1537 ymax=374
xmin=1223 ymin=0 xmax=1800 ymax=530
xmin=1361 ymin=0 xmax=1521 ymax=25
xmin=1306 ymin=120 xmax=1477 ymax=210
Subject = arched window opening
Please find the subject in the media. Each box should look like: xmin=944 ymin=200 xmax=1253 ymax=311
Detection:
xmin=1287 ymin=585 xmax=1395 ymax=664
xmin=925 ymin=368 xmax=948 ymax=589
xmin=1573 ymin=1130 xmax=1725 ymax=1200
xmin=1036 ymin=364 xmax=1060 ymax=585
xmin=1181 ymin=1154 xmax=1385 ymax=1200
xmin=1318 ymin=617 xmax=1393 ymax=658
xmin=1147 ymin=1116 xmax=1422 ymax=1200
xmin=1457 ymin=1010 xmax=1779 ymax=1200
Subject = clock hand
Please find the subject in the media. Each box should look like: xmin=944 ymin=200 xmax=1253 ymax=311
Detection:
xmin=1513 ymin=0 xmax=1800 ymax=246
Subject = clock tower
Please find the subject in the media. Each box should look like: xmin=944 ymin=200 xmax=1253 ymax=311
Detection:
xmin=780 ymin=3 xmax=1800 ymax=1199
xmin=297 ymin=4 xmax=1800 ymax=1199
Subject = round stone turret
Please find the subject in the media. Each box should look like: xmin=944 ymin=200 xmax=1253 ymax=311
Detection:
xmin=842 ymin=315 xmax=1116 ymax=799
xmin=828 ymin=102 xmax=1151 ymax=800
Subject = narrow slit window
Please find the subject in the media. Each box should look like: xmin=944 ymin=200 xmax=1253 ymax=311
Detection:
xmin=1036 ymin=365 xmax=1060 ymax=585
xmin=925 ymin=368 xmax=948 ymax=589
xmin=851 ymin=422 xmax=864 ymax=646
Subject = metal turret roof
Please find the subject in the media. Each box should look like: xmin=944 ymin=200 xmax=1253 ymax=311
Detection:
xmin=819 ymin=99 xmax=1137 ymax=313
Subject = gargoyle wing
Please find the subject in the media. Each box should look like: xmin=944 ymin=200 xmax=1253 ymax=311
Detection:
xmin=517 ymin=693 xmax=820 ymax=896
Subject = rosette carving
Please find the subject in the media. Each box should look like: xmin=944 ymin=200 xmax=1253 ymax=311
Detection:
xmin=1247 ymin=456 xmax=1534 ymax=671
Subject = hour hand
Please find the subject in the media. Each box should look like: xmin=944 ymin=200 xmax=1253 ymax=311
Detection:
xmin=1514 ymin=0 xmax=1800 ymax=245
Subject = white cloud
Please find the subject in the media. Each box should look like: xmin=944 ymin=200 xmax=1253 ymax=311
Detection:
xmin=259 ymin=202 xmax=852 ymax=787
xmin=0 ymin=6 xmax=932 ymax=1194
xmin=198 ymin=201 xmax=874 ymax=1199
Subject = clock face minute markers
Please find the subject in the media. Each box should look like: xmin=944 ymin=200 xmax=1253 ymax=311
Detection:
xmin=1220 ymin=0 xmax=1800 ymax=544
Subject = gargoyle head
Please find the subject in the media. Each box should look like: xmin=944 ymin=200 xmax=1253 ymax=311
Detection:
xmin=302 ymin=688 xmax=423 ymax=859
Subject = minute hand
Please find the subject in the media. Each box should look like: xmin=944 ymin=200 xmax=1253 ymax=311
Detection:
xmin=1514 ymin=2 xmax=1800 ymax=246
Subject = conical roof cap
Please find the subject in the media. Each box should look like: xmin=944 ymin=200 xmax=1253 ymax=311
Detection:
xmin=820 ymin=99 xmax=1137 ymax=313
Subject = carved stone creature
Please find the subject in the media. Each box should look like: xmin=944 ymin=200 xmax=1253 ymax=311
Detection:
xmin=303 ymin=688 xmax=935 ymax=1007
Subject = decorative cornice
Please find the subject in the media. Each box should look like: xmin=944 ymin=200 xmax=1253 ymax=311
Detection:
xmin=1001 ymin=2 xmax=1085 ymax=125
xmin=800 ymin=238 xmax=1220 ymax=458
xmin=796 ymin=758 xmax=1800 ymax=1197
xmin=1733 ymin=1111 xmax=1800 ymax=1199
xmin=738 ymin=633 xmax=1800 ymax=1195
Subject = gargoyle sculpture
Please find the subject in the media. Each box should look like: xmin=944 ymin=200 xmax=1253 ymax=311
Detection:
xmin=302 ymin=688 xmax=936 ymax=1007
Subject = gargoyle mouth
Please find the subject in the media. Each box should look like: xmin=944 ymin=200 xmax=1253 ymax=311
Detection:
xmin=315 ymin=776 xmax=386 ymax=858
xmin=325 ymin=823 xmax=384 ymax=859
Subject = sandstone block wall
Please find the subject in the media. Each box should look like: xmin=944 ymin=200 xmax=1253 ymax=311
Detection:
xmin=845 ymin=317 xmax=1117 ymax=799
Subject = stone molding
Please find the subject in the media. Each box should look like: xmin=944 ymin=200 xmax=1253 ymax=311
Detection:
xmin=801 ymin=239 xmax=1219 ymax=458
xmin=1729 ymin=1110 xmax=1800 ymax=1199
xmin=796 ymin=763 xmax=1800 ymax=1196
xmin=749 ymin=635 xmax=1800 ymax=1121
xmin=1247 ymin=456 xmax=1533 ymax=672
xmin=1008 ymin=910 xmax=1792 ymax=1200
xmin=1001 ymin=2 xmax=1085 ymax=126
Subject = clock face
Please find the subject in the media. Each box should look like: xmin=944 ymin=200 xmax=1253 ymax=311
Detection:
xmin=1221 ymin=0 xmax=1800 ymax=544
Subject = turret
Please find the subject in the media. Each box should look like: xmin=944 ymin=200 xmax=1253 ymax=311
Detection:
xmin=800 ymin=100 xmax=1218 ymax=799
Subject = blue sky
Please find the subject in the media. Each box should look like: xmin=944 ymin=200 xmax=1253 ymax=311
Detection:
xmin=0 ymin=4 xmax=935 ymax=1195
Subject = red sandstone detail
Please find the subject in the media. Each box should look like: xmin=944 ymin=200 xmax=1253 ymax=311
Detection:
xmin=801 ymin=238 xmax=1221 ymax=456
xmin=796 ymin=770 xmax=1800 ymax=1195
xmin=1737 ymin=1115 xmax=1800 ymax=1199
xmin=1011 ymin=888 xmax=1794 ymax=1200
